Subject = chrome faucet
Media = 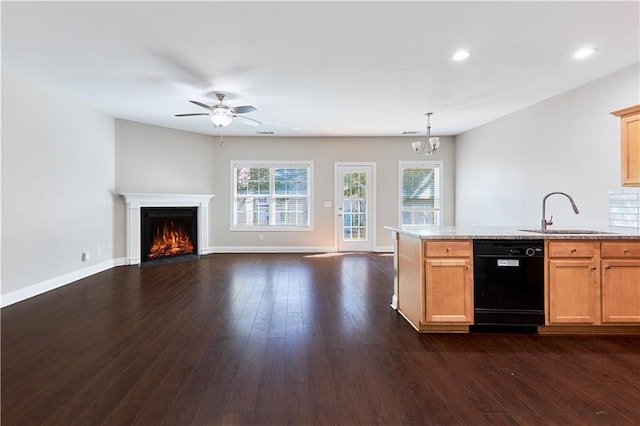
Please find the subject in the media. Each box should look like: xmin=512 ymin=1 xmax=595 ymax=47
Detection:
xmin=541 ymin=192 xmax=580 ymax=230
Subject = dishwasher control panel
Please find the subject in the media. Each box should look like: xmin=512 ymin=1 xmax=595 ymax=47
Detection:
xmin=474 ymin=240 xmax=544 ymax=257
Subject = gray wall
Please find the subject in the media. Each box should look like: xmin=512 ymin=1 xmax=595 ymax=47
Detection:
xmin=455 ymin=63 xmax=639 ymax=228
xmin=113 ymin=122 xmax=456 ymax=254
xmin=114 ymin=119 xmax=216 ymax=258
xmin=210 ymin=136 xmax=456 ymax=251
xmin=2 ymin=68 xmax=116 ymax=298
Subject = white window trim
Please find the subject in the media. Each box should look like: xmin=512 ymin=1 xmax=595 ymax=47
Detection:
xmin=230 ymin=160 xmax=314 ymax=232
xmin=398 ymin=160 xmax=443 ymax=228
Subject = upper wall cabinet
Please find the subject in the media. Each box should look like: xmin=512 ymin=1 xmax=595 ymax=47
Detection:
xmin=611 ymin=104 xmax=640 ymax=187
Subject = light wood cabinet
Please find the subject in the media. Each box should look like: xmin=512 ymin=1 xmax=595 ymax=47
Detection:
xmin=547 ymin=241 xmax=600 ymax=324
xmin=611 ymin=105 xmax=640 ymax=187
xmin=394 ymin=234 xmax=473 ymax=332
xmin=393 ymin=232 xmax=639 ymax=334
xmin=546 ymin=240 xmax=640 ymax=330
xmin=396 ymin=234 xmax=423 ymax=330
xmin=423 ymin=240 xmax=473 ymax=324
xmin=601 ymin=242 xmax=640 ymax=323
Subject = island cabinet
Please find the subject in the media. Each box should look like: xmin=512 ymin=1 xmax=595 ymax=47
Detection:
xmin=544 ymin=240 xmax=640 ymax=333
xmin=601 ymin=241 xmax=640 ymax=323
xmin=546 ymin=241 xmax=600 ymax=324
xmin=424 ymin=241 xmax=473 ymax=324
xmin=611 ymin=104 xmax=640 ymax=187
xmin=396 ymin=235 xmax=473 ymax=333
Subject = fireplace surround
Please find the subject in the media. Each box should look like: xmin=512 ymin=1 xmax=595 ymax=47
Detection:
xmin=121 ymin=193 xmax=215 ymax=265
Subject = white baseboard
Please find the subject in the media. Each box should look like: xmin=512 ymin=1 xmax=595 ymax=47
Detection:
xmin=374 ymin=245 xmax=394 ymax=253
xmin=1 ymin=257 xmax=126 ymax=308
xmin=208 ymin=245 xmax=393 ymax=254
xmin=207 ymin=246 xmax=337 ymax=253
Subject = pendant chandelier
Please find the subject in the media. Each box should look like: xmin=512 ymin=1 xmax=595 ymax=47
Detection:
xmin=411 ymin=112 xmax=440 ymax=156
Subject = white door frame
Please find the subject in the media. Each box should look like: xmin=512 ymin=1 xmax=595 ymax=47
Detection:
xmin=334 ymin=162 xmax=376 ymax=252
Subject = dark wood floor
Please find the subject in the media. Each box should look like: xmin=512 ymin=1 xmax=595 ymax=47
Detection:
xmin=2 ymin=253 xmax=639 ymax=425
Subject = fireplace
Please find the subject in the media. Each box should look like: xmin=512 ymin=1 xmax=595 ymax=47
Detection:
xmin=121 ymin=193 xmax=215 ymax=265
xmin=141 ymin=207 xmax=197 ymax=262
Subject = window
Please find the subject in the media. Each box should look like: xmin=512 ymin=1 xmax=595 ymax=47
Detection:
xmin=232 ymin=161 xmax=312 ymax=230
xmin=399 ymin=161 xmax=442 ymax=227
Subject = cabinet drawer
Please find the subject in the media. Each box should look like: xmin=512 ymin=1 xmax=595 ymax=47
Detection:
xmin=548 ymin=241 xmax=597 ymax=258
xmin=602 ymin=241 xmax=640 ymax=258
xmin=425 ymin=241 xmax=471 ymax=257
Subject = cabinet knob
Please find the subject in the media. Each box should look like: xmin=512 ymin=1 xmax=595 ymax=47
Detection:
xmin=571 ymin=248 xmax=577 ymax=253
xmin=446 ymin=247 xmax=451 ymax=252
xmin=624 ymin=249 xmax=630 ymax=254
xmin=591 ymin=266 xmax=597 ymax=271
xmin=605 ymin=265 xmax=611 ymax=270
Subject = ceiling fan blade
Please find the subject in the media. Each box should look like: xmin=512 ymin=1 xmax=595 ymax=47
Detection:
xmin=231 ymin=105 xmax=257 ymax=114
xmin=175 ymin=113 xmax=210 ymax=117
xmin=236 ymin=115 xmax=261 ymax=126
xmin=189 ymin=100 xmax=214 ymax=110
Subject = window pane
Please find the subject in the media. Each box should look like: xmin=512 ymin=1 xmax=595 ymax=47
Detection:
xmin=401 ymin=166 xmax=440 ymax=226
xmin=342 ymin=197 xmax=367 ymax=241
xmin=275 ymin=197 xmax=308 ymax=226
xmin=236 ymin=167 xmax=270 ymax=195
xmin=343 ymin=172 xmax=366 ymax=198
xmin=342 ymin=172 xmax=367 ymax=240
xmin=235 ymin=197 xmax=269 ymax=226
xmin=275 ymin=168 xmax=308 ymax=195
xmin=402 ymin=210 xmax=438 ymax=226
xmin=233 ymin=163 xmax=311 ymax=229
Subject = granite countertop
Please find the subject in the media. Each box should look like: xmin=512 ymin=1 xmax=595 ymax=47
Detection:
xmin=384 ymin=225 xmax=640 ymax=240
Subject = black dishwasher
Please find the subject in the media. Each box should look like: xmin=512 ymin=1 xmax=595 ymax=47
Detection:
xmin=472 ymin=240 xmax=544 ymax=330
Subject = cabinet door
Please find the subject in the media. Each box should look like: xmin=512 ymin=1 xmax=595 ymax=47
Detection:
xmin=621 ymin=112 xmax=640 ymax=186
xmin=424 ymin=258 xmax=472 ymax=323
xmin=612 ymin=105 xmax=640 ymax=187
xmin=602 ymin=260 xmax=640 ymax=323
xmin=548 ymin=259 xmax=599 ymax=324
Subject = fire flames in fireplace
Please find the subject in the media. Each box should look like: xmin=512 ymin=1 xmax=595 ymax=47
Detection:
xmin=148 ymin=220 xmax=195 ymax=259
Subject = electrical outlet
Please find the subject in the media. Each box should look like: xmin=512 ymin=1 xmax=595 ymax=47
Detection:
xmin=96 ymin=246 xmax=101 ymax=256
xmin=82 ymin=252 xmax=90 ymax=262
xmin=259 ymin=234 xmax=264 ymax=241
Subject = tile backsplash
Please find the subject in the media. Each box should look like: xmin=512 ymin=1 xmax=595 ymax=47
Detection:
xmin=609 ymin=188 xmax=640 ymax=228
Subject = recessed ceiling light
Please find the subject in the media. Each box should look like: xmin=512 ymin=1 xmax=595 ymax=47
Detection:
xmin=452 ymin=50 xmax=471 ymax=61
xmin=573 ymin=47 xmax=597 ymax=59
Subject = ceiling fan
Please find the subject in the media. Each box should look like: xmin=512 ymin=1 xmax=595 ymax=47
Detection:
xmin=175 ymin=93 xmax=260 ymax=128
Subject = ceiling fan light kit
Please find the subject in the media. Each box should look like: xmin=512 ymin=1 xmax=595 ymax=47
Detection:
xmin=210 ymin=107 xmax=234 ymax=127
xmin=411 ymin=112 xmax=440 ymax=156
xmin=175 ymin=92 xmax=259 ymax=129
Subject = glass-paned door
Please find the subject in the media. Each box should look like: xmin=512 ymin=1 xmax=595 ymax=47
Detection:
xmin=336 ymin=163 xmax=374 ymax=251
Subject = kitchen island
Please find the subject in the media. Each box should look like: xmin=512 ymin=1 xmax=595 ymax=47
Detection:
xmin=385 ymin=226 xmax=640 ymax=334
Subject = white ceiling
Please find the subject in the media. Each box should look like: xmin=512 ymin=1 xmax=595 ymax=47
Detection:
xmin=2 ymin=1 xmax=639 ymax=137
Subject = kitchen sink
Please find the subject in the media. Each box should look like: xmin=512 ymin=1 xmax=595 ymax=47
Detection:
xmin=519 ymin=229 xmax=617 ymax=235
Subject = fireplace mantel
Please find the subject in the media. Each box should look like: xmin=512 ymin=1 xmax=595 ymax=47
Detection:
xmin=121 ymin=193 xmax=215 ymax=265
